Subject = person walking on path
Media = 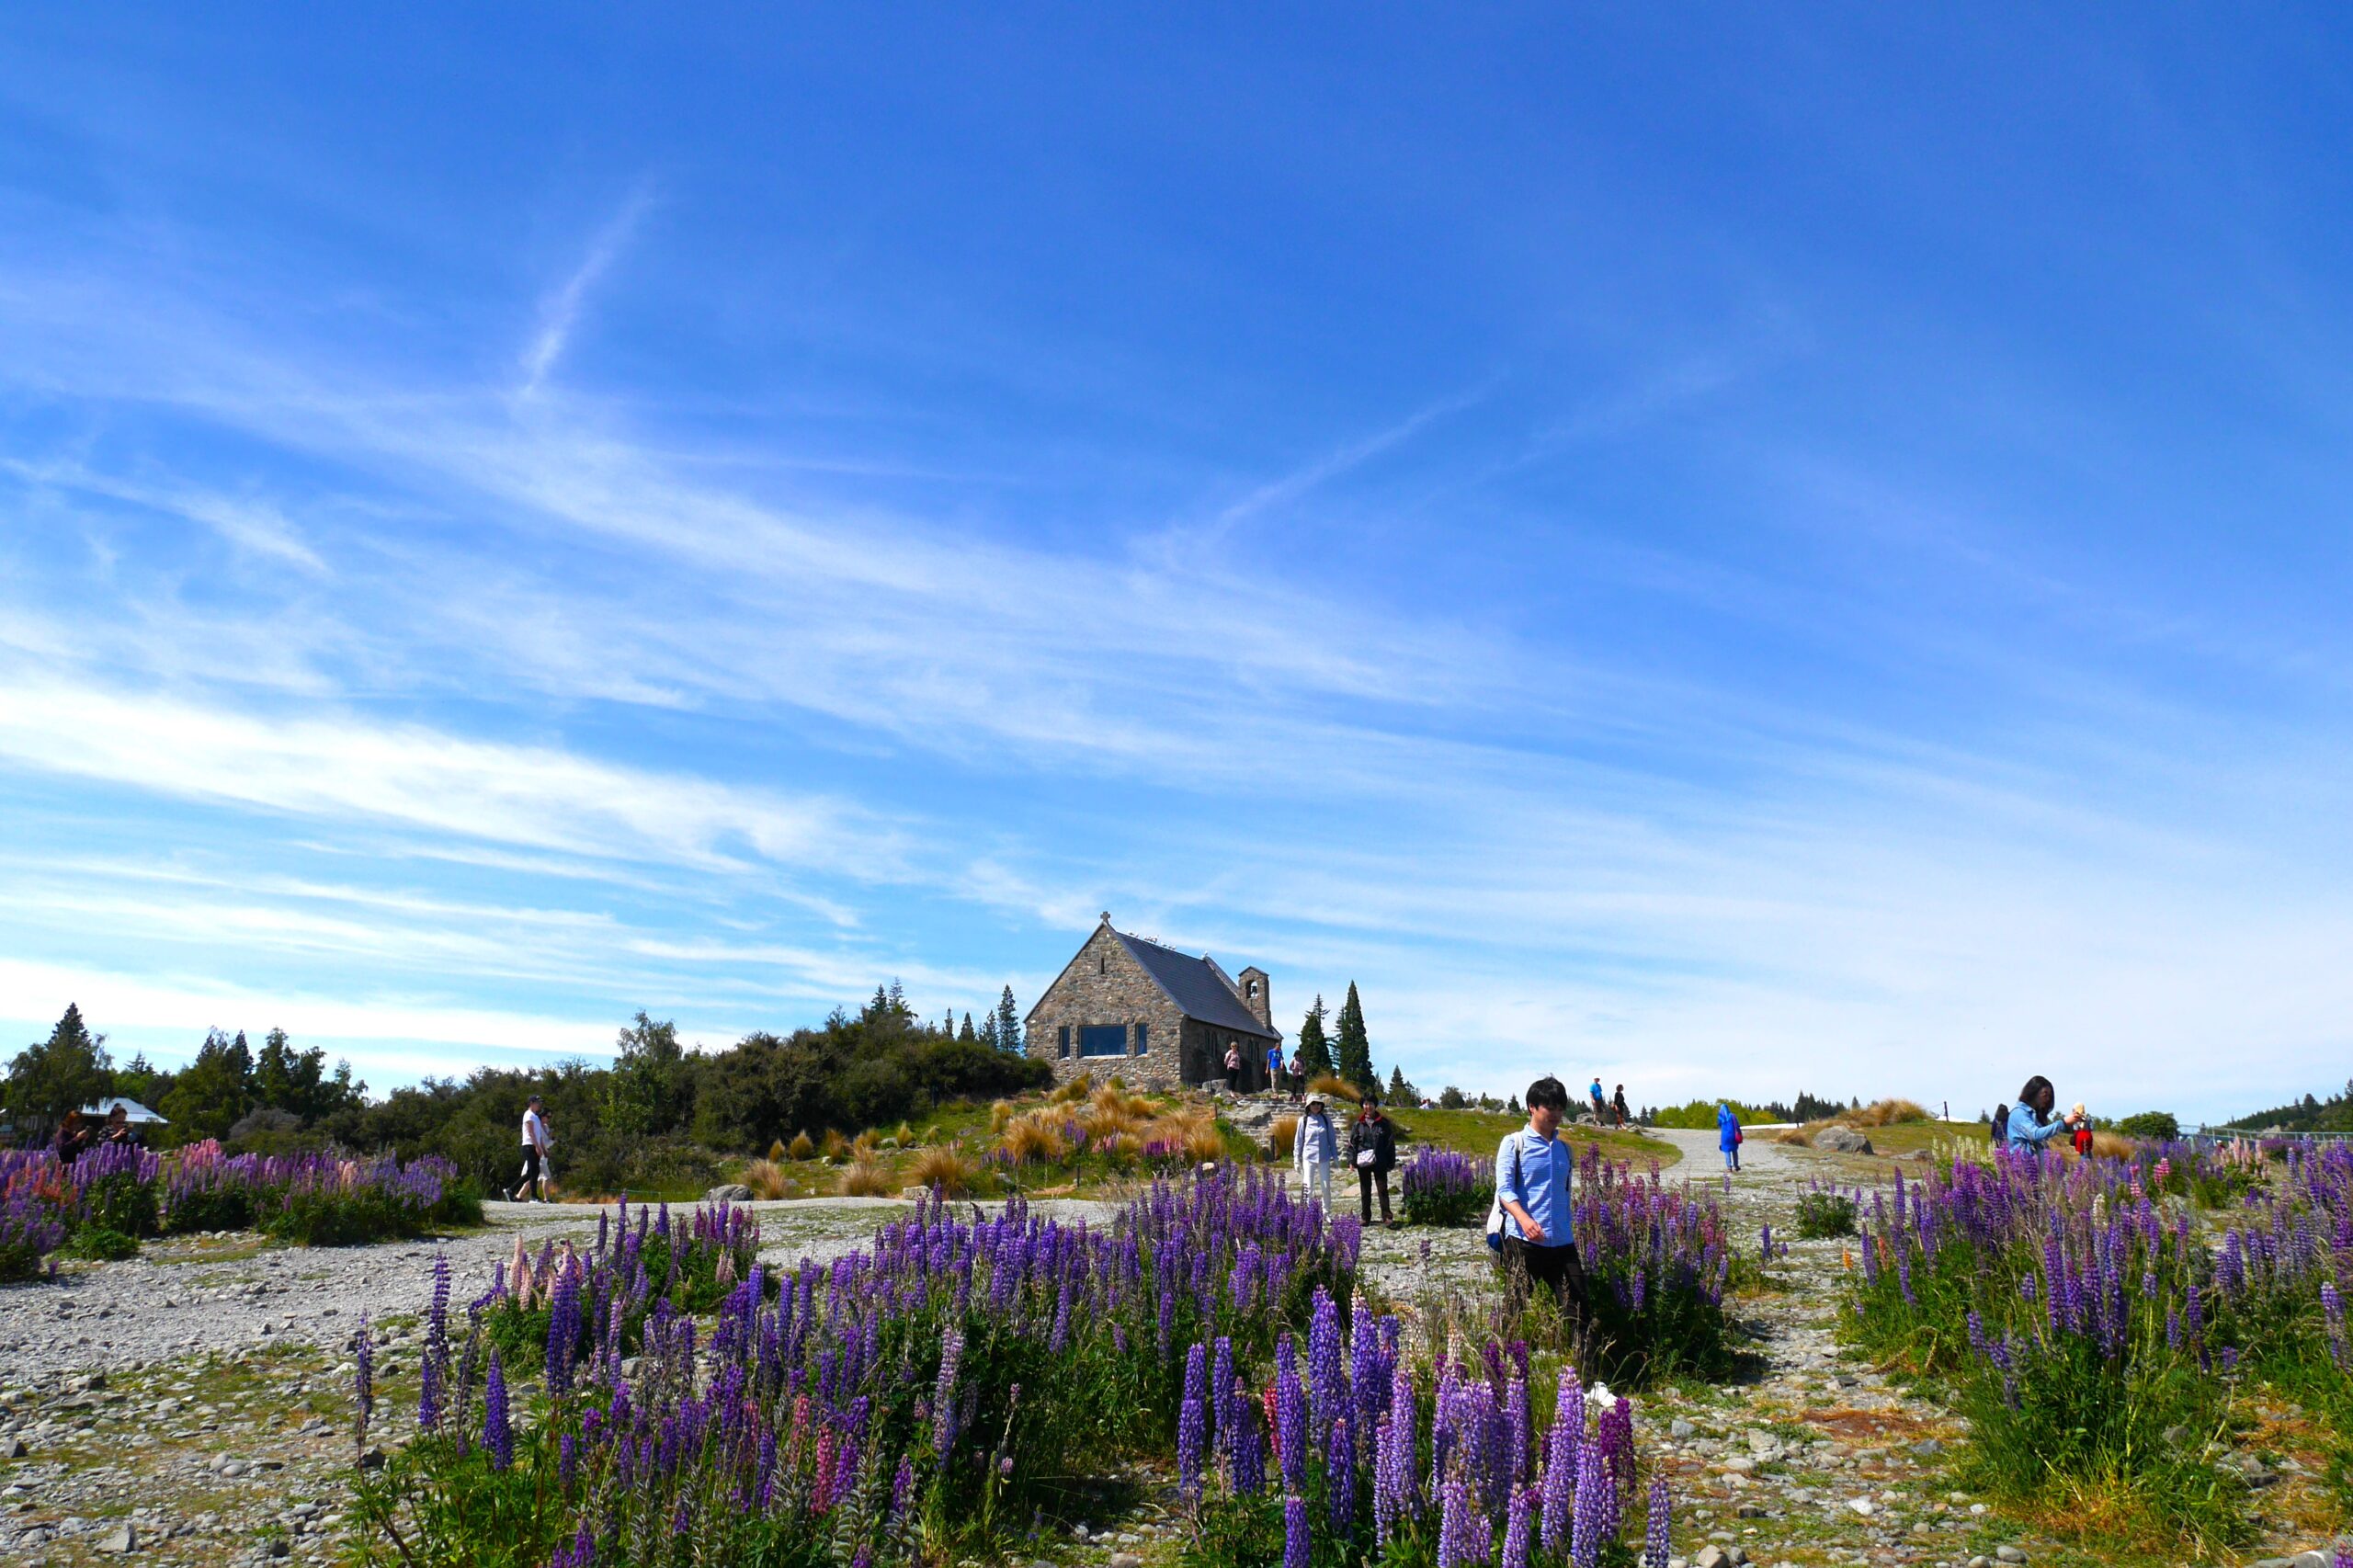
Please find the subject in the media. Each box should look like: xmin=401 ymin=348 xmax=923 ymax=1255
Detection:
xmin=1265 ymin=1040 xmax=1285 ymax=1096
xmin=1610 ymin=1084 xmax=1629 ymax=1129
xmin=1348 ymin=1093 xmax=1399 ymax=1227
xmin=512 ymin=1095 xmax=552 ymax=1202
xmin=1588 ymin=1077 xmax=1608 ymax=1123
xmin=1990 ymin=1103 xmax=2011 ymax=1145
xmin=1717 ymin=1102 xmax=1742 ymax=1172
xmin=1293 ymin=1096 xmax=1337 ymax=1210
xmin=2005 ymin=1076 xmax=2079 ymax=1154
xmin=1288 ymin=1051 xmax=1307 ymax=1102
xmin=1223 ymin=1042 xmax=1243 ymax=1094
xmin=1495 ymin=1077 xmax=1594 ymax=1339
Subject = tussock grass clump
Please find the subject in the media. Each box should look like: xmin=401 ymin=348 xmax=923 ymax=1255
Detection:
xmin=1307 ymin=1074 xmax=1361 ymax=1103
xmin=1847 ymin=1097 xmax=1929 ymax=1127
xmin=740 ymin=1158 xmax=789 ymax=1200
xmin=999 ymin=1113 xmax=1070 ymax=1166
xmin=988 ymin=1099 xmax=1016 ymax=1132
xmin=767 ymin=1138 xmax=787 ymax=1163
xmin=838 ymin=1157 xmax=896 ymax=1198
xmin=1048 ymin=1073 xmax=1093 ymax=1105
xmin=910 ymin=1146 xmax=977 ymax=1197
xmin=786 ymin=1131 xmax=815 ymax=1162
xmin=820 ymin=1129 xmax=850 ymax=1162
xmin=1268 ymin=1114 xmax=1299 ymax=1161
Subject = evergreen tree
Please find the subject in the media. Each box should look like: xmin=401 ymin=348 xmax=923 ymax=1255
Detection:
xmin=1334 ymin=982 xmax=1373 ymax=1091
xmin=959 ymin=1012 xmax=978 ymax=1044
xmin=977 ymin=1010 xmax=1000 ymax=1051
xmin=1384 ymin=1063 xmax=1419 ymax=1106
xmin=994 ymin=986 xmax=1022 ymax=1054
xmin=160 ymin=1027 xmax=256 ymax=1142
xmin=4 ymin=1003 xmax=114 ymax=1137
xmin=1295 ymin=995 xmax=1333 ymax=1080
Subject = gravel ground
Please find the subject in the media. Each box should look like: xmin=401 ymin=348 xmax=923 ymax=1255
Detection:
xmin=2 ymin=1143 xmax=2344 ymax=1568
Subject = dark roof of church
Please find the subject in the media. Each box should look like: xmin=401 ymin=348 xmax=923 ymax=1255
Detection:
xmin=1113 ymin=931 xmax=1279 ymax=1040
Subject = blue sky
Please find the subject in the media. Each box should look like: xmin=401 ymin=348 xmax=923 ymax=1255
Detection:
xmin=4 ymin=8 xmax=2351 ymax=1120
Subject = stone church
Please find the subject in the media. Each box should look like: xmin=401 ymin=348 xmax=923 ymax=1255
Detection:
xmin=1024 ymin=915 xmax=1281 ymax=1091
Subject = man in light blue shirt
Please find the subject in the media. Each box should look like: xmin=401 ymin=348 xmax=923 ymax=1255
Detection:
xmin=1496 ymin=1076 xmax=1591 ymax=1327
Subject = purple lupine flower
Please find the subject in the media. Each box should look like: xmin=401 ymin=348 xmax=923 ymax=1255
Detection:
xmin=1275 ymin=1336 xmax=1308 ymax=1491
xmin=933 ymin=1326 xmax=964 ymax=1460
xmin=1178 ymin=1342 xmax=1209 ymax=1500
xmin=1539 ymin=1368 xmax=1582 ymax=1551
xmin=1644 ymin=1474 xmax=1670 ymax=1567
xmin=1570 ymin=1427 xmax=1608 ymax=1566
xmin=483 ymin=1350 xmax=513 ymax=1471
xmin=1284 ymin=1494 xmax=1310 ymax=1568
xmin=351 ymin=1316 xmax=374 ymax=1449
xmin=1501 ymin=1482 xmax=1533 ymax=1568
xmin=1327 ymin=1415 xmax=1356 ymax=1535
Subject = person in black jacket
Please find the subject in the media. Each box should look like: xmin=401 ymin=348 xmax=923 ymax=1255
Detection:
xmin=1348 ymin=1094 xmax=1400 ymax=1227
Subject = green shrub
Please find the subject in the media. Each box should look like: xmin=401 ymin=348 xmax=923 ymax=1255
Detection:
xmin=2115 ymin=1110 xmax=2181 ymax=1142
xmin=61 ymin=1226 xmax=140 ymax=1261
xmin=78 ymin=1172 xmax=157 ymax=1238
xmin=161 ymin=1185 xmax=254 ymax=1235
xmin=427 ymin=1179 xmax=485 ymax=1229
xmin=1793 ymin=1189 xmax=1859 ymax=1238
xmin=263 ymin=1187 xmax=430 ymax=1247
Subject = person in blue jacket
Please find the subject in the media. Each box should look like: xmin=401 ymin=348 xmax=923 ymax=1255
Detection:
xmin=1717 ymin=1102 xmax=1742 ymax=1172
xmin=2004 ymin=1075 xmax=2079 ymax=1153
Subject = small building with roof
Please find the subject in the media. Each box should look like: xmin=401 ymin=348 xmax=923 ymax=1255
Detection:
xmin=82 ymin=1096 xmax=170 ymax=1126
xmin=1025 ymin=914 xmax=1280 ymax=1091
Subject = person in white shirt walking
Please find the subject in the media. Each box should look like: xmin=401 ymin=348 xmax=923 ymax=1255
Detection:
xmin=513 ymin=1096 xmax=552 ymax=1202
xmin=1293 ymin=1096 xmax=1337 ymax=1210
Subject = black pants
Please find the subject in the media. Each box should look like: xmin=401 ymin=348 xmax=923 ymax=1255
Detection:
xmin=514 ymin=1145 xmax=542 ymax=1201
xmin=1224 ymin=1066 xmax=1241 ymax=1092
xmin=1358 ymin=1166 xmax=1392 ymax=1223
xmin=1502 ymin=1236 xmax=1591 ymax=1314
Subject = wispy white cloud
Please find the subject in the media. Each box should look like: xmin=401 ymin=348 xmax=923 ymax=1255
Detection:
xmin=0 ymin=671 xmax=904 ymax=877
xmin=518 ymin=186 xmax=655 ymax=397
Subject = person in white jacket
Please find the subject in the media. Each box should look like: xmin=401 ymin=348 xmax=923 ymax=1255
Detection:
xmin=1293 ymin=1096 xmax=1337 ymax=1210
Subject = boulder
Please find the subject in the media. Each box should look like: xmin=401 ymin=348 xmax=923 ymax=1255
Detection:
xmin=1814 ymin=1125 xmax=1875 ymax=1155
xmin=97 ymin=1524 xmax=137 ymax=1553
xmin=704 ymin=1184 xmax=755 ymax=1204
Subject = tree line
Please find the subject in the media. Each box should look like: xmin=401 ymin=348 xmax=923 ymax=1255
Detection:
xmin=3 ymin=983 xmax=1046 ymax=1198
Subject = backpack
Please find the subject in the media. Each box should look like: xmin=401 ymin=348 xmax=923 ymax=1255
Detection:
xmin=1484 ymin=1135 xmax=1525 ymax=1253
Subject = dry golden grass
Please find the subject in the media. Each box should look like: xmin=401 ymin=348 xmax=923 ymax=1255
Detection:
xmin=1307 ymin=1074 xmax=1361 ymax=1103
xmin=910 ymin=1145 xmax=977 ymax=1197
xmin=1269 ymin=1113 xmax=1299 ymax=1160
xmin=989 ymin=1099 xmax=1016 ymax=1132
xmin=741 ymin=1158 xmax=790 ymax=1199
xmin=767 ymin=1138 xmax=788 ymax=1163
xmin=821 ymin=1129 xmax=850 ymax=1161
xmin=838 ymin=1157 xmax=897 ymax=1198
xmin=1774 ymin=1124 xmax=1815 ymax=1146
xmin=1848 ymin=1098 xmax=1929 ymax=1127
xmin=852 ymin=1129 xmax=881 ymax=1159
xmin=1000 ymin=1113 xmax=1070 ymax=1165
xmin=1049 ymin=1074 xmax=1093 ymax=1105
xmin=1181 ymin=1116 xmax=1226 ymax=1164
xmin=893 ymin=1120 xmax=915 ymax=1146
xmin=788 ymin=1131 xmax=816 ymax=1161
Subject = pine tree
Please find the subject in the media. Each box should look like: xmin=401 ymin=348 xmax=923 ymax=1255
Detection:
xmin=959 ymin=1012 xmax=978 ymax=1044
xmin=1385 ymin=1063 xmax=1417 ymax=1106
xmin=978 ymin=1010 xmax=1000 ymax=1051
xmin=1295 ymin=995 xmax=1333 ymax=1080
xmin=995 ymin=986 xmax=1023 ymax=1054
xmin=160 ymin=1027 xmax=256 ymax=1142
xmin=3 ymin=1003 xmax=114 ymax=1137
xmin=1334 ymin=982 xmax=1373 ymax=1091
